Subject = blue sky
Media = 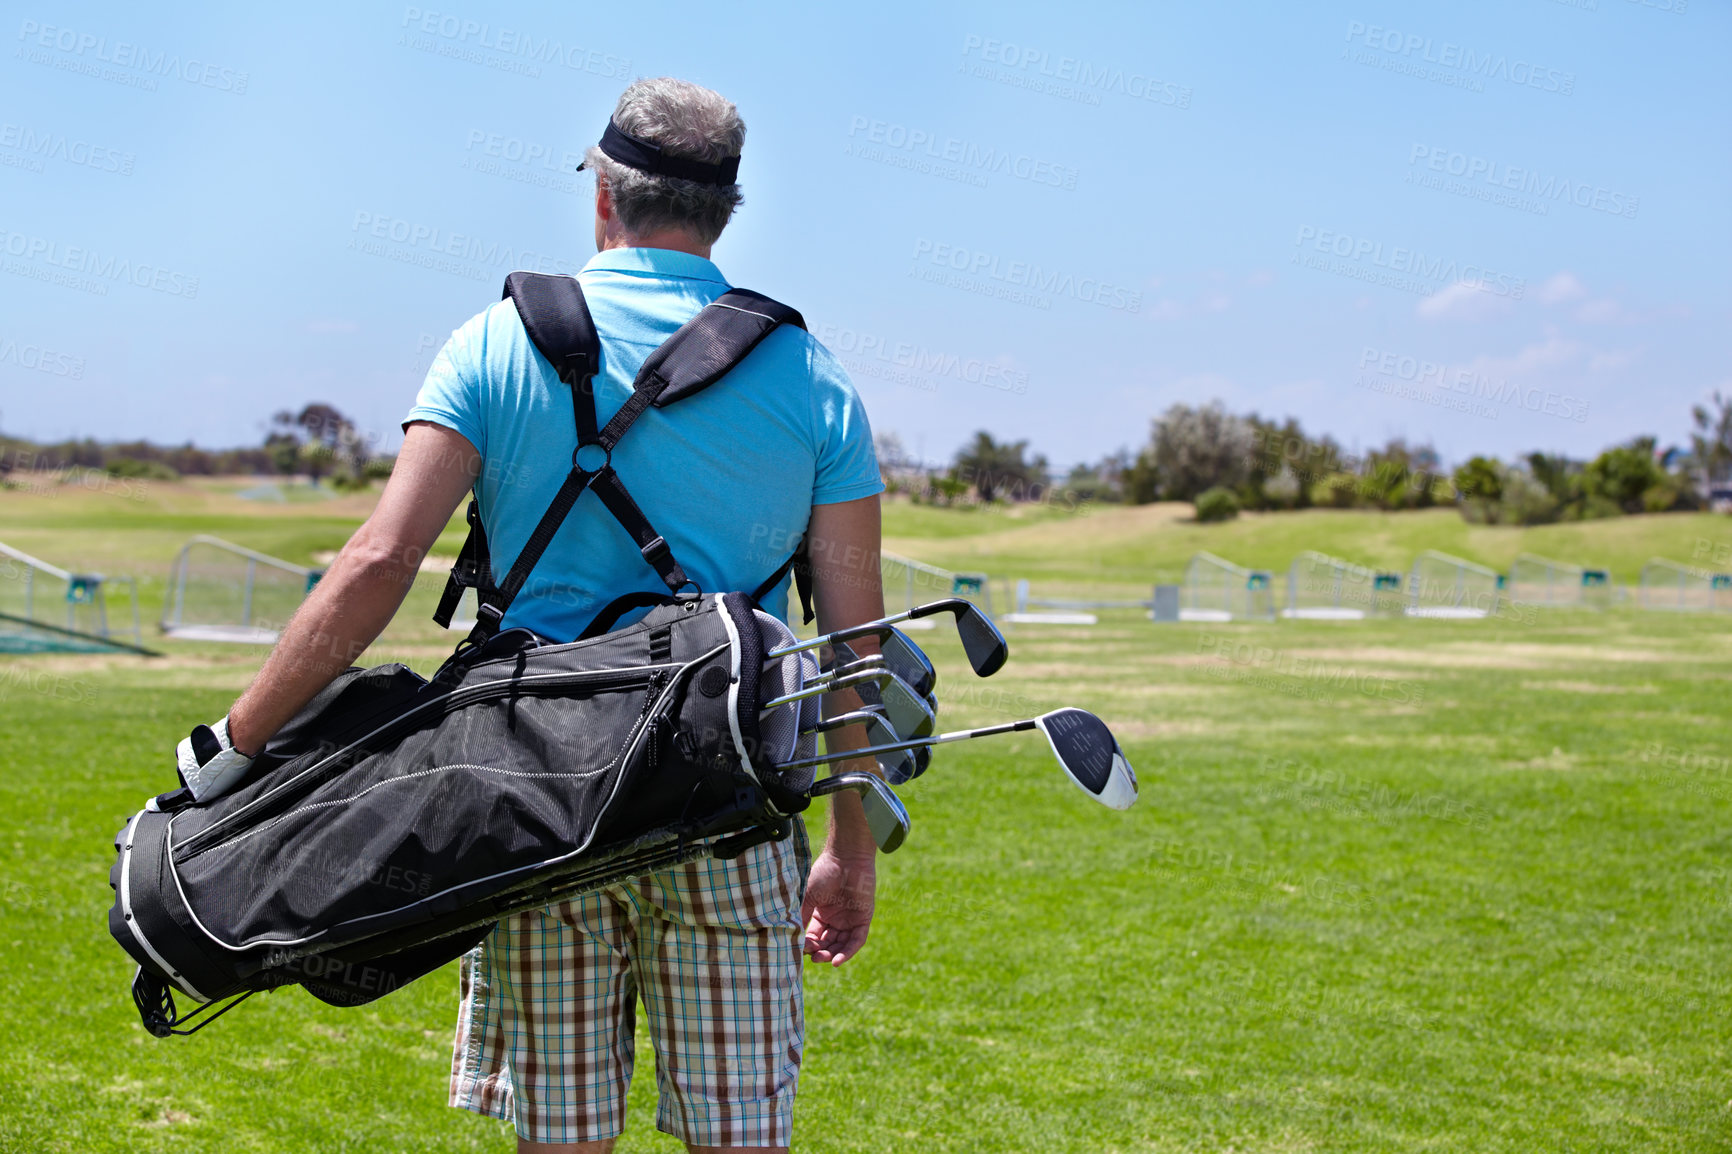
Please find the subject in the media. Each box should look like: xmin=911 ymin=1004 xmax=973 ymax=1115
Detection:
xmin=1 ymin=0 xmax=1726 ymax=472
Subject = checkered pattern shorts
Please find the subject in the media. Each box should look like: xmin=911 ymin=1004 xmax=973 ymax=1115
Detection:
xmin=450 ymin=822 xmax=811 ymax=1147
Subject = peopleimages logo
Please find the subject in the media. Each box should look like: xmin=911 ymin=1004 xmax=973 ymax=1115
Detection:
xmin=1342 ymin=21 xmax=1575 ymax=95
xmin=349 ymin=211 xmax=582 ymax=281
xmin=0 ymin=335 xmax=84 ymax=378
xmin=0 ymin=123 xmax=134 ymax=175
xmin=910 ymin=239 xmax=1142 ymax=313
xmin=0 ymin=227 xmax=199 ymax=298
xmin=399 ymin=8 xmax=629 ymax=78
xmin=813 ymin=322 xmax=1029 ymax=395
xmin=1292 ymin=225 xmax=1525 ymax=299
xmin=845 ymin=116 xmax=1079 ymax=190
xmin=1356 ymin=346 xmax=1589 ymax=424
xmin=959 ymin=34 xmax=1192 ymax=108
xmin=15 ymin=19 xmax=249 ymax=94
xmin=1407 ymin=145 xmax=1638 ymax=219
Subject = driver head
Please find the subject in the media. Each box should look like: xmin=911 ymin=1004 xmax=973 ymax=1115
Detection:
xmin=1036 ymin=708 xmax=1137 ymax=810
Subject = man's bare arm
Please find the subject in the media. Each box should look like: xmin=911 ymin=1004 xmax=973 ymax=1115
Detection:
xmin=224 ymin=422 xmax=480 ymax=755
xmin=798 ymin=493 xmax=884 ymax=965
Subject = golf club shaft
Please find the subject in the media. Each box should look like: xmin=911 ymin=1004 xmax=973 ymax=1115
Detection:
xmin=778 ymin=717 xmax=1038 ymax=771
xmin=759 ymin=668 xmax=890 ymax=712
xmin=805 ymin=708 xmax=885 ymax=736
xmin=762 ymin=599 xmax=971 ymax=661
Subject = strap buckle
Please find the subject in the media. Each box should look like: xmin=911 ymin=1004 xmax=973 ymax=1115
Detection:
xmin=640 ymin=535 xmax=672 ymax=568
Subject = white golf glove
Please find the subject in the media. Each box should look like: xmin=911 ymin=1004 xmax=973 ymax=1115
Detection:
xmin=175 ymin=716 xmax=256 ymax=802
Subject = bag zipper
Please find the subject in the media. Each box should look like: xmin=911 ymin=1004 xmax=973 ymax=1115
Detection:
xmin=174 ymin=666 xmax=667 ymax=859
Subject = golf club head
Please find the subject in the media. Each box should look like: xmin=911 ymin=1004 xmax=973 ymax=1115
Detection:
xmin=908 ymin=598 xmax=1008 ymax=677
xmin=832 ymin=631 xmax=936 ymax=698
xmin=853 ymin=669 xmax=935 ymax=739
xmin=810 ymin=771 xmax=910 ymax=852
xmin=833 ymin=712 xmax=918 ymax=783
xmin=1035 ymin=708 xmax=1137 ymax=810
xmin=899 ymin=743 xmax=933 ymax=784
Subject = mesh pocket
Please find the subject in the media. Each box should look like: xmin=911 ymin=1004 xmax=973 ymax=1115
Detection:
xmin=752 ymin=610 xmax=818 ymax=792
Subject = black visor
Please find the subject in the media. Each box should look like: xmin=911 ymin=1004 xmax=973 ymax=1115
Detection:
xmin=576 ymin=121 xmax=740 ymax=186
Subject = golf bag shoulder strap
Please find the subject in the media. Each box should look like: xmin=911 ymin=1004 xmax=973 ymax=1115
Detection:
xmin=750 ymin=535 xmax=814 ymax=625
xmin=579 ymin=530 xmax=813 ymax=641
xmin=435 ymin=273 xmax=808 ymax=640
xmin=506 ymin=269 xmax=599 ymax=388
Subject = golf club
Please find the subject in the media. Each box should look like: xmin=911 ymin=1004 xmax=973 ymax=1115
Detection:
xmin=759 ymin=668 xmax=892 ymax=713
xmin=829 ymin=631 xmax=937 ymax=698
xmin=777 ymin=708 xmax=1138 ymax=806
xmin=767 ymin=651 xmax=887 ymax=695
xmin=808 ymin=771 xmax=910 ymax=852
xmin=803 ymin=708 xmax=922 ymax=782
xmin=854 ymin=675 xmax=938 ymax=732
xmin=764 ymin=597 xmax=1008 ymax=678
xmin=761 ymin=663 xmax=936 ymax=739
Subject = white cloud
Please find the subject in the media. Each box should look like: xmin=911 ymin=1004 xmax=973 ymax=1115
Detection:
xmin=1538 ymin=272 xmax=1588 ymax=304
xmin=1416 ymin=280 xmax=1514 ymax=322
xmin=1575 ymin=299 xmax=1629 ymax=324
xmin=1460 ymin=334 xmax=1582 ymax=379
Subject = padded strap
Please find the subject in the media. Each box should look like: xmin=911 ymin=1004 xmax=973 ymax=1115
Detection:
xmin=636 ymin=289 xmax=805 ymax=408
xmin=449 ymin=273 xmax=804 ymax=643
xmin=504 ymin=271 xmax=599 ymax=389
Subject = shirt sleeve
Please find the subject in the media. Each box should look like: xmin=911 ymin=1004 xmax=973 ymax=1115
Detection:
xmin=402 ymin=310 xmax=489 ymax=457
xmin=807 ymin=341 xmax=886 ymax=506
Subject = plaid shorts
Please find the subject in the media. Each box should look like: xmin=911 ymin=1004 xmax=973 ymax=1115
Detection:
xmin=449 ymin=822 xmax=811 ymax=1147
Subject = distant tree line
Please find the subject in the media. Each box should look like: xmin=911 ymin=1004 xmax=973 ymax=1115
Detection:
xmin=878 ymin=392 xmax=1732 ymax=524
xmin=0 ymin=402 xmax=393 ymax=490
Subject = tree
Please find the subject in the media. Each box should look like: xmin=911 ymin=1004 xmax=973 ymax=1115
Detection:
xmin=1148 ymin=402 xmax=1254 ymax=501
xmin=951 ymin=431 xmax=1048 ymax=503
xmin=266 ymin=404 xmax=365 ymax=484
xmin=1524 ymin=452 xmax=1584 ymax=517
xmin=1452 ymin=456 xmax=1504 ymax=522
xmin=1242 ymin=414 xmax=1312 ymax=509
xmin=1583 ymin=441 xmax=1669 ymax=514
xmin=1123 ymin=448 xmax=1160 ymax=505
xmin=1691 ymin=391 xmax=1732 ymax=487
xmin=874 ymin=431 xmax=912 ymax=474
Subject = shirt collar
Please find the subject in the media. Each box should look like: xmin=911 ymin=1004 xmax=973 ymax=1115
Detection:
xmin=581 ymin=247 xmax=727 ymax=284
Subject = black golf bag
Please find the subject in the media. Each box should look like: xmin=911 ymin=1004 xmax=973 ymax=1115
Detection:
xmin=111 ymin=273 xmax=835 ymax=1036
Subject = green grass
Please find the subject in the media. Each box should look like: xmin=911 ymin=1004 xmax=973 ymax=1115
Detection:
xmin=4 ymin=486 xmax=1732 ymax=1151
xmin=886 ymin=500 xmax=1730 ymax=593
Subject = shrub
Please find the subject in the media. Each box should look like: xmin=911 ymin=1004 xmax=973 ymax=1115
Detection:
xmin=103 ymin=457 xmax=179 ymax=480
xmin=1261 ymin=466 xmax=1301 ymax=509
xmin=1194 ymin=486 xmax=1240 ymax=523
xmin=1583 ymin=446 xmax=1665 ymax=514
xmin=1310 ymin=472 xmax=1362 ymax=508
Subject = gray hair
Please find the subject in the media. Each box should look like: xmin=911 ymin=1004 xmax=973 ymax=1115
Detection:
xmin=586 ymin=78 xmax=745 ymax=246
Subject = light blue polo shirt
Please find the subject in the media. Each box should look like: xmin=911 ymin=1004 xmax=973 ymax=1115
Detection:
xmin=405 ymin=248 xmax=883 ymax=639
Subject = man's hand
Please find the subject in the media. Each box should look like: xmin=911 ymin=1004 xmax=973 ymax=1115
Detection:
xmin=173 ymin=716 xmax=255 ymax=802
xmin=801 ymin=846 xmax=875 ymax=966
xmin=801 ymin=494 xmax=887 ymax=966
